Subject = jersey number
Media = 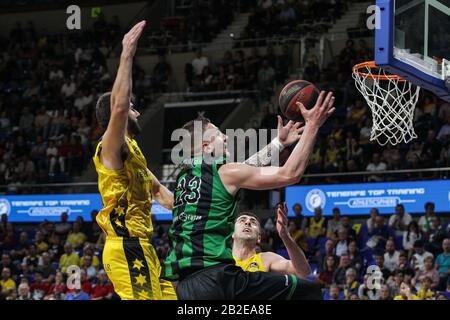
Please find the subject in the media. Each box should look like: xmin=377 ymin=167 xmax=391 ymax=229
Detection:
xmin=174 ymin=176 xmax=201 ymax=207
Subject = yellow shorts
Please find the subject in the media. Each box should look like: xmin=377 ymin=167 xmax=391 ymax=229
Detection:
xmin=102 ymin=236 xmax=177 ymax=300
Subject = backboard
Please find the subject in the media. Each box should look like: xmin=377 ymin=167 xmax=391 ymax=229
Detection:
xmin=375 ymin=0 xmax=450 ymax=101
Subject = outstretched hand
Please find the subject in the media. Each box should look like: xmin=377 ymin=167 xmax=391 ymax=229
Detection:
xmin=121 ymin=20 xmax=147 ymax=58
xmin=277 ymin=116 xmax=305 ymax=147
xmin=276 ymin=202 xmax=290 ymax=239
xmin=296 ymin=91 xmax=335 ymax=128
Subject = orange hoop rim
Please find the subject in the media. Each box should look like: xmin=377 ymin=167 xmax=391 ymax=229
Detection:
xmin=352 ymin=61 xmax=406 ymax=81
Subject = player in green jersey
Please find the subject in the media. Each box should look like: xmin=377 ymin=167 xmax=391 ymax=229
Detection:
xmin=163 ymin=91 xmax=335 ymax=299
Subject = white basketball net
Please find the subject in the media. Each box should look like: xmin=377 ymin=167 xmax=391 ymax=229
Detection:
xmin=352 ymin=63 xmax=421 ymax=146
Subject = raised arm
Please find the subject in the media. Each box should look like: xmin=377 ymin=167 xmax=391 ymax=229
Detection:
xmin=264 ymin=202 xmax=311 ymax=278
xmin=100 ymin=21 xmax=146 ymax=170
xmin=244 ymin=116 xmax=303 ymax=167
xmin=220 ymin=91 xmax=335 ymax=194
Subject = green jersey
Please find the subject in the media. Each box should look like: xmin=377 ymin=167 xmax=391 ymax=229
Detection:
xmin=162 ymin=156 xmax=238 ymax=280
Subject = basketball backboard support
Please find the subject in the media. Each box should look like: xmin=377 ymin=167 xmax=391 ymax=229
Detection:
xmin=375 ymin=0 xmax=450 ymax=101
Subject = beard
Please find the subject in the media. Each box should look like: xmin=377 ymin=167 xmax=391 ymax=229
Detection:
xmin=128 ymin=117 xmax=142 ymax=136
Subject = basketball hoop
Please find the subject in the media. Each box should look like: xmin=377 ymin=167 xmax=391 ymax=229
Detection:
xmin=352 ymin=61 xmax=421 ymax=146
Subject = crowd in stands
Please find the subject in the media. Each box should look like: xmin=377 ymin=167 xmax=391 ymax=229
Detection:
xmin=0 ymin=15 xmax=175 ymax=191
xmin=242 ymin=0 xmax=347 ymax=40
xmin=185 ymin=45 xmax=291 ymax=99
xmin=145 ymin=0 xmax=235 ymax=51
xmin=259 ymin=37 xmax=450 ymax=183
xmin=262 ymin=202 xmax=450 ymax=300
xmin=1 ymin=203 xmax=448 ymax=300
xmin=0 ymin=211 xmax=116 ymax=300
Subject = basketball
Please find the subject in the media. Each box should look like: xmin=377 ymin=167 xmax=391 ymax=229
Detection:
xmin=278 ymin=80 xmax=320 ymax=122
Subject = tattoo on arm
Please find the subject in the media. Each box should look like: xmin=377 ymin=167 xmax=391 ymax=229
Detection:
xmin=244 ymin=142 xmax=275 ymax=167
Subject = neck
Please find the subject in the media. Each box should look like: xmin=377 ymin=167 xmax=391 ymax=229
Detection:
xmin=232 ymin=239 xmax=257 ymax=261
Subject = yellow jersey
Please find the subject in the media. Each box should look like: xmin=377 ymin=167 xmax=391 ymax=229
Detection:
xmin=234 ymin=253 xmax=266 ymax=272
xmin=93 ymin=136 xmax=153 ymax=239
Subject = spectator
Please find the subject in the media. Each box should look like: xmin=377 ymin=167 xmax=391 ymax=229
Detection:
xmin=34 ymin=231 xmax=49 ymax=254
xmin=55 ymin=212 xmax=71 ymax=237
xmin=30 ymin=271 xmax=50 ymax=300
xmin=327 ymin=284 xmax=342 ymax=300
xmin=317 ymin=239 xmax=338 ymax=273
xmin=425 ymin=216 xmax=447 ymax=255
xmin=291 ymin=203 xmax=307 ymax=231
xmin=388 ymin=270 xmax=404 ymax=297
xmin=388 ymin=204 xmax=412 ymax=237
xmin=37 ymin=252 xmax=56 ymax=283
xmin=416 ymin=277 xmax=434 ymax=300
xmin=318 ymin=255 xmax=337 ymax=288
xmin=384 ymin=239 xmax=400 ymax=273
xmin=335 ymin=228 xmax=349 ymax=257
xmin=80 ymin=255 xmax=97 ymax=280
xmin=64 ymin=288 xmax=91 ymax=300
xmin=22 ymin=244 xmax=40 ymax=273
xmin=435 ymin=238 xmax=450 ymax=290
xmin=191 ymin=48 xmax=209 ymax=76
xmin=366 ymin=153 xmax=387 ymax=182
xmin=379 ymin=284 xmax=392 ymax=300
xmin=333 ymin=254 xmax=351 ymax=285
xmin=79 ymin=269 xmax=92 ymax=295
xmin=326 ymin=207 xmax=342 ymax=239
xmin=59 ymin=243 xmax=79 ymax=273
xmin=358 ymin=274 xmax=379 ymax=300
xmin=418 ymin=202 xmax=436 ymax=234
xmin=16 ymin=282 xmax=32 ymax=300
xmin=343 ymin=268 xmax=359 ymax=298
xmin=91 ymin=270 xmax=113 ymax=300
xmin=412 ymin=256 xmax=439 ymax=291
xmin=60 ymin=78 xmax=77 ymax=98
xmin=339 ymin=216 xmax=356 ymax=241
xmin=1 ymin=254 xmax=19 ymax=279
xmin=394 ymin=282 xmax=419 ymax=300
xmin=0 ymin=267 xmax=16 ymax=296
xmin=348 ymin=240 xmax=363 ymax=274
xmin=12 ymin=231 xmax=31 ymax=262
xmin=46 ymin=272 xmax=67 ymax=299
xmin=410 ymin=240 xmax=433 ymax=271
xmin=306 ymin=207 xmax=327 ymax=242
xmin=81 ymin=244 xmax=100 ymax=269
xmin=403 ymin=221 xmax=422 ymax=256
xmin=366 ymin=208 xmax=379 ymax=234
xmin=66 ymin=221 xmax=87 ymax=250
xmin=366 ymin=216 xmax=392 ymax=252
xmin=48 ymin=232 xmax=63 ymax=261
xmin=396 ymin=252 xmax=415 ymax=278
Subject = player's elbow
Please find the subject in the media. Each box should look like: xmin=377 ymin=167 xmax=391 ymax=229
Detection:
xmin=111 ymin=101 xmax=129 ymax=116
xmin=280 ymin=166 xmax=305 ymax=185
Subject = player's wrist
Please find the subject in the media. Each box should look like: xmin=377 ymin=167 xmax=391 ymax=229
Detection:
xmin=304 ymin=122 xmax=320 ymax=133
xmin=273 ymin=136 xmax=285 ymax=150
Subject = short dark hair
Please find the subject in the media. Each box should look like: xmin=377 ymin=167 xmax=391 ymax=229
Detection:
xmin=182 ymin=115 xmax=211 ymax=152
xmin=413 ymin=239 xmax=424 ymax=248
xmin=425 ymin=202 xmax=435 ymax=210
xmin=95 ymin=92 xmax=136 ymax=129
xmin=96 ymin=92 xmax=112 ymax=129
xmin=235 ymin=212 xmax=261 ymax=225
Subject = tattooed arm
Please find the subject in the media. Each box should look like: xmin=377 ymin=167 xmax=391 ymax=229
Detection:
xmin=244 ymin=116 xmax=304 ymax=167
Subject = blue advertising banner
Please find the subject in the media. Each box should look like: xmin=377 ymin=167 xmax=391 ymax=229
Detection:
xmin=0 ymin=193 xmax=172 ymax=222
xmin=285 ymin=180 xmax=450 ymax=216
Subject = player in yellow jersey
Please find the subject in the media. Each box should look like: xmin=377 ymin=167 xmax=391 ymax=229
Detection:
xmin=233 ymin=203 xmax=311 ymax=277
xmin=92 ymin=21 xmax=176 ymax=300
